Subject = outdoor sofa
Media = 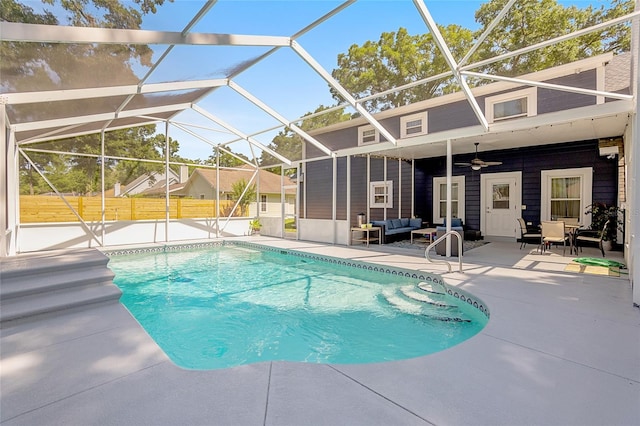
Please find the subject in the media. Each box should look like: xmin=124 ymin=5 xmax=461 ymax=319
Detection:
xmin=371 ymin=218 xmax=423 ymax=244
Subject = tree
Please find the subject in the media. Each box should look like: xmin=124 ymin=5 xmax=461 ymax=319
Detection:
xmin=329 ymin=0 xmax=633 ymax=111
xmin=259 ymin=105 xmax=352 ymax=172
xmin=205 ymin=150 xmax=251 ymax=168
xmin=1 ymin=0 xmax=170 ymax=92
xmin=5 ymin=0 xmax=182 ymax=194
xmin=473 ymin=0 xmax=633 ymax=76
xmin=331 ymin=26 xmax=475 ymax=112
xmin=18 ymin=126 xmax=188 ymax=195
xmin=228 ymin=179 xmax=256 ymax=217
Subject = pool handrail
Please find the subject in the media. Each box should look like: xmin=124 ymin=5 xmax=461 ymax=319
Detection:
xmin=425 ymin=230 xmax=463 ymax=273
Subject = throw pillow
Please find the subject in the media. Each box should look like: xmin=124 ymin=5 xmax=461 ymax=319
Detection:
xmin=409 ymin=218 xmax=422 ymax=228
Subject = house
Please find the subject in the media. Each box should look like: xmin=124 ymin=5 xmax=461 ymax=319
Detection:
xmin=110 ymin=166 xmax=188 ymax=197
xmin=300 ymin=53 xmax=630 ymax=243
xmin=176 ymin=165 xmax=297 ymax=218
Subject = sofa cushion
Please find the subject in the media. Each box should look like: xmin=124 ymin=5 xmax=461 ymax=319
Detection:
xmin=409 ymin=218 xmax=422 ymax=228
xmin=450 ymin=218 xmax=463 ymax=227
xmin=386 ymin=227 xmax=413 ymax=235
xmin=400 ymin=218 xmax=410 ymax=227
xmin=391 ymin=218 xmax=403 ymax=229
xmin=371 ymin=220 xmax=384 ymax=227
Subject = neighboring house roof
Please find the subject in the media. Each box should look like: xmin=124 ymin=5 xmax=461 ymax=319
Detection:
xmin=137 ymin=181 xmax=186 ymax=197
xmin=180 ymin=165 xmax=296 ymax=195
xmin=103 ymin=169 xmax=181 ymax=198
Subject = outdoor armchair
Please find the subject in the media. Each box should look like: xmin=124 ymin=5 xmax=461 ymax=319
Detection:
xmin=575 ymin=219 xmax=609 ymax=258
xmin=541 ymin=221 xmax=569 ymax=256
xmin=517 ymin=218 xmax=541 ymax=250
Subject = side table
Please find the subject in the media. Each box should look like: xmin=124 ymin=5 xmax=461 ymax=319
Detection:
xmin=350 ymin=226 xmax=381 ymax=247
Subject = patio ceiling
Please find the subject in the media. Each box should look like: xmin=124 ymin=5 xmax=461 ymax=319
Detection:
xmin=1 ymin=0 xmax=638 ymax=165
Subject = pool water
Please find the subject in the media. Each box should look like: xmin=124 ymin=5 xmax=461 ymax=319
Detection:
xmin=108 ymin=244 xmax=488 ymax=370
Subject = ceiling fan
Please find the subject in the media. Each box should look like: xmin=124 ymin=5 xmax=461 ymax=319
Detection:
xmin=455 ymin=143 xmax=502 ymax=171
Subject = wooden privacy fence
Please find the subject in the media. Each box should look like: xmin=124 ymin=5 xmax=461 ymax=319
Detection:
xmin=20 ymin=196 xmax=242 ymax=223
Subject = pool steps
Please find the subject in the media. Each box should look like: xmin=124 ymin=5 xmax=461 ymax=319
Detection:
xmin=399 ymin=285 xmax=455 ymax=307
xmin=0 ymin=248 xmax=121 ymax=327
xmin=382 ymin=283 xmax=470 ymax=323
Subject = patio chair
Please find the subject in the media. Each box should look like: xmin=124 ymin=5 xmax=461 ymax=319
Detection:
xmin=541 ymin=221 xmax=569 ymax=256
xmin=517 ymin=218 xmax=541 ymax=250
xmin=575 ymin=219 xmax=609 ymax=258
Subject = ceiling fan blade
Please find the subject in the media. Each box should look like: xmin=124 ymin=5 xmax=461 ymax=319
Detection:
xmin=455 ymin=162 xmax=472 ymax=167
xmin=483 ymin=161 xmax=503 ymax=166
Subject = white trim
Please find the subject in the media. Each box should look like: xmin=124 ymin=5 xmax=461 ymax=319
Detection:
xmin=358 ymin=125 xmax=379 ymax=146
xmin=486 ymin=87 xmax=537 ymax=123
xmin=369 ymin=180 xmax=393 ymax=208
xmin=432 ymin=175 xmax=465 ymax=223
xmin=540 ymin=167 xmax=593 ymax=225
xmin=400 ymin=112 xmax=428 ymax=138
xmin=480 ymin=171 xmax=522 ymax=238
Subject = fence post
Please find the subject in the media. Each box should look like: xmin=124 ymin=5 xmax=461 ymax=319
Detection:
xmin=177 ymin=198 xmax=182 ymax=219
xmin=131 ymin=198 xmax=135 ymax=221
xmin=78 ymin=196 xmax=84 ymax=221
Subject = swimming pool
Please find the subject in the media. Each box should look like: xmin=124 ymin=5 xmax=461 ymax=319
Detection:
xmin=107 ymin=242 xmax=488 ymax=370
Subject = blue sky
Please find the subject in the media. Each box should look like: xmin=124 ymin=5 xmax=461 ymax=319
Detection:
xmin=132 ymin=0 xmax=613 ymax=161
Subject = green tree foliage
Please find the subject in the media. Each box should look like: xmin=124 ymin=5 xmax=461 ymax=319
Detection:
xmin=229 ymin=178 xmax=257 ymax=216
xmin=258 ymin=105 xmax=352 ymax=171
xmin=19 ymin=126 xmax=185 ymax=195
xmin=205 ymin=150 xmax=251 ymax=168
xmin=5 ymin=0 xmax=182 ymax=194
xmin=474 ymin=0 xmax=633 ymax=76
xmin=330 ymin=0 xmax=633 ymax=111
xmin=331 ymin=26 xmax=475 ymax=112
xmin=1 ymin=0 xmax=170 ymax=92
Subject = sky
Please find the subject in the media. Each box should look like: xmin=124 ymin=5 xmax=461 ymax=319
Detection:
xmin=28 ymin=0 xmax=618 ymax=162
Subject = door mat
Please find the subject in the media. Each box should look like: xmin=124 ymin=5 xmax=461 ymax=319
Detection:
xmin=564 ymin=262 xmax=620 ymax=277
xmin=564 ymin=258 xmax=626 ymax=277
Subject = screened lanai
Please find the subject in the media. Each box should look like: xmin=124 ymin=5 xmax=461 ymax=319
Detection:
xmin=2 ymin=0 xmax=640 ymax=304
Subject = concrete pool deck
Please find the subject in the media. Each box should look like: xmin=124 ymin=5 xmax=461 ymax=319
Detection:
xmin=1 ymin=237 xmax=638 ymax=425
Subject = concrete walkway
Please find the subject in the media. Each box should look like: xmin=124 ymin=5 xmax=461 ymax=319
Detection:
xmin=1 ymin=238 xmax=638 ymax=425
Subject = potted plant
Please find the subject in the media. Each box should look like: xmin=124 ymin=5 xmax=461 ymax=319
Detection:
xmin=584 ymin=202 xmax=623 ymax=249
xmin=249 ymin=218 xmax=261 ymax=235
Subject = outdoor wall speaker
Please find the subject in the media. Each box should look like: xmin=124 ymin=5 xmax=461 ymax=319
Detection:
xmin=599 ymin=146 xmax=619 ymax=157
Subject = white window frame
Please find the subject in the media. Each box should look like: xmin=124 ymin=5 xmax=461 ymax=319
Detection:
xmin=485 ymin=87 xmax=537 ymax=123
xmin=260 ymin=194 xmax=268 ymax=213
xmin=432 ymin=176 xmax=465 ymax=224
xmin=369 ymin=180 xmax=393 ymax=208
xmin=400 ymin=112 xmax=428 ymax=138
xmin=358 ymin=125 xmax=379 ymax=146
xmin=541 ymin=167 xmax=593 ymax=225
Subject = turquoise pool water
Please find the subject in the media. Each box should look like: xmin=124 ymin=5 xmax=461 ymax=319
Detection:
xmin=108 ymin=244 xmax=488 ymax=370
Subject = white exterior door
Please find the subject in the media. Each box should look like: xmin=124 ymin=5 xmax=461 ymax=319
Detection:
xmin=481 ymin=172 xmax=522 ymax=238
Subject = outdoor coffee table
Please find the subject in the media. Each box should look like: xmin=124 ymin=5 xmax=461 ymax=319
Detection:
xmin=411 ymin=227 xmax=437 ymax=244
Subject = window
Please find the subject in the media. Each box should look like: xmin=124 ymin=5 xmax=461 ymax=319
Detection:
xmin=432 ymin=176 xmax=465 ymax=223
xmin=369 ymin=181 xmax=393 ymax=208
xmin=260 ymin=194 xmax=267 ymax=213
xmin=400 ymin=112 xmax=428 ymax=138
xmin=541 ymin=168 xmax=592 ymax=224
xmin=358 ymin=125 xmax=379 ymax=146
xmin=199 ymin=194 xmax=205 ymax=200
xmin=492 ymin=183 xmax=510 ymax=210
xmin=485 ymin=87 xmax=537 ymax=123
